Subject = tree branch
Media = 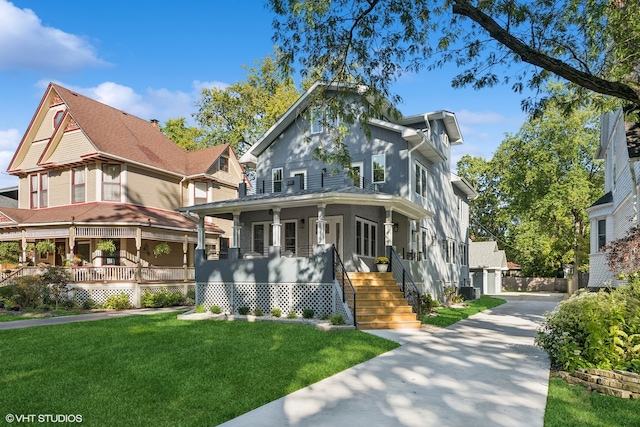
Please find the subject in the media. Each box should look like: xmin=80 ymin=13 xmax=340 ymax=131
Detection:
xmin=452 ymin=0 xmax=640 ymax=105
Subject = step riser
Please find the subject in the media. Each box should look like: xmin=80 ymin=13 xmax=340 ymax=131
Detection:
xmin=357 ymin=314 xmax=418 ymax=322
xmin=358 ymin=321 xmax=422 ymax=330
xmin=357 ymin=307 xmax=415 ymax=314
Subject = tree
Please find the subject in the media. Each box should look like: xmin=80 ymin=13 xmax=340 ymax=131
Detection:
xmin=602 ymin=225 xmax=640 ymax=275
xmin=457 ymin=85 xmax=603 ymax=276
xmin=270 ymin=0 xmax=640 ymax=112
xmin=160 ymin=118 xmax=207 ymax=151
xmin=0 ymin=242 xmax=20 ymax=265
xmin=191 ymin=50 xmax=301 ymax=153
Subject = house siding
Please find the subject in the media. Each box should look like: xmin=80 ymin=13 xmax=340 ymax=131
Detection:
xmin=32 ymin=107 xmax=64 ymax=142
xmin=126 ymin=166 xmax=181 ymax=209
xmin=588 ymin=108 xmax=640 ymax=287
xmin=48 ymin=169 xmax=69 ymax=207
xmin=47 ymin=131 xmax=94 ymax=165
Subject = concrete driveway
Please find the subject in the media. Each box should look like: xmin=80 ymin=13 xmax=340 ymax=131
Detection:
xmin=219 ymin=293 xmax=564 ymax=427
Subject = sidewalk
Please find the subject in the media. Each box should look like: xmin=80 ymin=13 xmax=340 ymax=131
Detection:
xmin=219 ymin=293 xmax=564 ymax=427
xmin=0 ymin=306 xmax=188 ymax=330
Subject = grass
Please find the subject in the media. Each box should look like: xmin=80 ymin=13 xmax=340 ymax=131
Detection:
xmin=421 ymin=295 xmax=506 ymax=327
xmin=544 ymin=377 xmax=640 ymax=427
xmin=0 ymin=312 xmax=399 ymax=426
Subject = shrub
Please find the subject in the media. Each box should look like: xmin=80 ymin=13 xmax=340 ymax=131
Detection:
xmin=271 ymin=308 xmax=282 ymax=317
xmin=194 ymin=304 xmax=206 ymax=314
xmin=287 ymin=310 xmax=297 ymax=319
xmin=13 ymin=275 xmax=46 ymax=309
xmin=82 ymin=299 xmax=98 ymax=310
xmin=330 ymin=314 xmax=345 ymax=325
xmin=210 ymin=305 xmax=222 ymax=314
xmin=536 ymin=282 xmax=640 ymax=373
xmin=443 ymin=285 xmax=458 ymax=306
xmin=302 ymin=308 xmax=314 ymax=319
xmin=102 ymin=293 xmax=131 ymax=310
xmin=41 ymin=266 xmax=72 ymax=310
xmin=238 ymin=306 xmax=250 ymax=315
xmin=141 ymin=290 xmax=185 ymax=308
xmin=420 ymin=293 xmax=440 ymax=314
xmin=254 ymin=307 xmax=263 ymax=316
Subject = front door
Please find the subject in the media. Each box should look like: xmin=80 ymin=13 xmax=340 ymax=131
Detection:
xmin=310 ymin=215 xmax=343 ymax=258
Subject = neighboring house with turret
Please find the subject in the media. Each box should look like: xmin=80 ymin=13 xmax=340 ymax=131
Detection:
xmin=0 ymin=83 xmax=246 ymax=307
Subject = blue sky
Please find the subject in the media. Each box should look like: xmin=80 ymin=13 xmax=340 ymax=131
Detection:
xmin=0 ymin=0 xmax=528 ymax=189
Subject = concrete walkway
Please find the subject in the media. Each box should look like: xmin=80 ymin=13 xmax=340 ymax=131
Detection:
xmin=0 ymin=306 xmax=188 ymax=330
xmin=219 ymin=293 xmax=564 ymax=427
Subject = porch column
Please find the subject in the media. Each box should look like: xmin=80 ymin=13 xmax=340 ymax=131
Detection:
xmin=271 ymin=207 xmax=281 ymax=247
xmin=196 ymin=215 xmax=205 ymax=250
xmin=135 ymin=227 xmax=142 ymax=263
xmin=69 ymin=226 xmax=76 ymax=259
xmin=21 ymin=230 xmax=27 ymax=264
xmin=232 ymin=212 xmax=241 ymax=248
xmin=183 ymin=235 xmax=188 ymax=281
xmin=384 ymin=207 xmax=394 ymax=248
xmin=316 ymin=204 xmax=326 ymax=245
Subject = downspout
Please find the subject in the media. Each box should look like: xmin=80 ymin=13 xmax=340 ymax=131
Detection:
xmin=404 ymin=119 xmax=430 ymax=254
xmin=630 ymin=159 xmax=639 ymax=224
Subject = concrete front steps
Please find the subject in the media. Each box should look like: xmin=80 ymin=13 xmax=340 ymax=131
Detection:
xmin=349 ymin=272 xmax=421 ymax=330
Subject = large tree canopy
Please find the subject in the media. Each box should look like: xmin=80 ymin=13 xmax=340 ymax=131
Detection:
xmin=458 ymin=86 xmax=603 ymax=276
xmin=191 ymin=51 xmax=300 ymax=154
xmin=270 ymin=0 xmax=640 ymax=110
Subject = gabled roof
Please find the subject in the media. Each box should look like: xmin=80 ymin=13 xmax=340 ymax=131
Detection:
xmin=239 ymin=81 xmax=464 ymax=167
xmin=0 ymin=203 xmax=223 ymax=234
xmin=589 ymin=191 xmax=613 ymax=209
xmin=469 ymin=241 xmax=508 ymax=270
xmin=8 ymin=83 xmax=231 ymax=178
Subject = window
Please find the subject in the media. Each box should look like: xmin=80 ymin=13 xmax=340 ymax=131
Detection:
xmin=290 ymin=170 xmax=307 ymax=190
xmin=352 ymin=162 xmax=363 ymax=188
xmin=310 ymin=108 xmax=340 ymax=134
xmin=218 ymin=153 xmax=229 ymax=172
xmin=252 ymin=222 xmax=274 ymax=255
xmin=355 ymin=217 xmax=377 ymax=257
xmin=272 ymin=168 xmax=283 ymax=193
xmin=311 ymin=108 xmax=323 ymax=134
xmin=284 ymin=221 xmax=296 ymax=253
xmin=421 ymin=230 xmax=428 ymax=258
xmin=194 ymin=182 xmax=207 ymax=205
xmin=54 ymin=110 xmax=64 ymax=129
xmin=30 ymin=173 xmax=48 ymax=208
xmin=72 ymin=167 xmax=85 ymax=204
xmin=372 ymin=154 xmax=385 ymax=183
xmin=102 ymin=164 xmax=121 ymax=201
xmin=460 ymin=243 xmax=468 ymax=266
xmin=415 ymin=161 xmax=427 ymax=198
xmin=597 ymin=219 xmax=607 ymax=250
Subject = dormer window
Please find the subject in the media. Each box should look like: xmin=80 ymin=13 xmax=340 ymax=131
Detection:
xmin=53 ymin=110 xmax=64 ymax=129
xmin=218 ymin=152 xmax=229 ymax=172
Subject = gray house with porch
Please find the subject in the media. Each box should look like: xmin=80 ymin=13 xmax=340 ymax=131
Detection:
xmin=179 ymin=82 xmax=476 ymax=329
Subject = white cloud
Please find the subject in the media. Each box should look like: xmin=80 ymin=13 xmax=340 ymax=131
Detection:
xmin=192 ymin=80 xmax=228 ymax=92
xmin=0 ymin=129 xmax=20 ymax=188
xmin=44 ymin=79 xmax=233 ymax=125
xmin=0 ymin=0 xmax=107 ymax=72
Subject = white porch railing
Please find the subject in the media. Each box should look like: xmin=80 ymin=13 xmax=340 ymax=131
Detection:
xmin=0 ymin=266 xmax=195 ymax=286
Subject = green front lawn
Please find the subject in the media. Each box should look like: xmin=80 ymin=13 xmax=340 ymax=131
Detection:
xmin=421 ymin=295 xmax=506 ymax=327
xmin=0 ymin=313 xmax=398 ymax=426
xmin=544 ymin=377 xmax=640 ymax=427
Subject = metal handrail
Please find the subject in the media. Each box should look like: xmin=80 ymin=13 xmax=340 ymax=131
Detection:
xmin=389 ymin=247 xmax=421 ymax=316
xmin=332 ymin=245 xmax=357 ymax=327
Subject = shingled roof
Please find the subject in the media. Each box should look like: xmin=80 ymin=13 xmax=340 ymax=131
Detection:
xmin=0 ymin=203 xmax=223 ymax=234
xmin=12 ymin=83 xmax=229 ymax=177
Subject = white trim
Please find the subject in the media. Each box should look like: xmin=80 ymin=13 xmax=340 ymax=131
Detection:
xmin=372 ymin=153 xmax=385 ymax=184
xmin=272 ymin=167 xmax=283 ymax=193
xmin=290 ymin=169 xmax=307 ymax=190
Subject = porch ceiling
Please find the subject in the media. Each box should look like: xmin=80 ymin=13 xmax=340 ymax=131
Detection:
xmin=178 ymin=188 xmax=434 ymax=221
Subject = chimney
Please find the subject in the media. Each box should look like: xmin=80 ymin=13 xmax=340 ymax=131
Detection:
xmin=150 ymin=119 xmax=160 ymax=128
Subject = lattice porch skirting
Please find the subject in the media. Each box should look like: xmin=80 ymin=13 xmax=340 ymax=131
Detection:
xmin=198 ymin=281 xmax=349 ymax=319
